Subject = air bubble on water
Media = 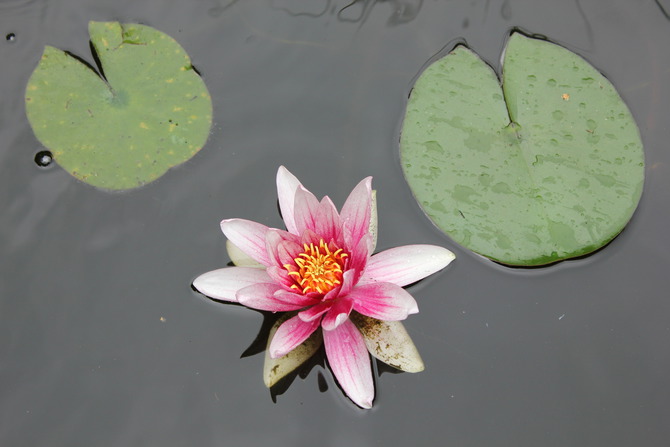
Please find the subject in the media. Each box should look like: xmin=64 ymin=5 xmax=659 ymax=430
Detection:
xmin=34 ymin=150 xmax=53 ymax=168
xmin=6 ymin=33 xmax=16 ymax=43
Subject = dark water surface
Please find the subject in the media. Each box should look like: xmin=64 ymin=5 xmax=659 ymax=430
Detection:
xmin=2 ymin=0 xmax=670 ymax=445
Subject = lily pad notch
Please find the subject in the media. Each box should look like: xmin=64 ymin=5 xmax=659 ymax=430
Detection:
xmin=25 ymin=21 xmax=213 ymax=190
xmin=400 ymin=31 xmax=644 ymax=266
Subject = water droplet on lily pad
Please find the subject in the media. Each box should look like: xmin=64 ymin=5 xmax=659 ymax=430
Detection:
xmin=24 ymin=21 xmax=213 ymax=191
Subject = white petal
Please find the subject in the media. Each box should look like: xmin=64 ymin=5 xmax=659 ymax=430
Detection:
xmin=192 ymin=267 xmax=272 ymax=302
xmin=276 ymin=166 xmax=302 ymax=235
xmin=350 ymin=313 xmax=425 ymax=373
xmin=263 ymin=314 xmax=323 ymax=388
xmin=226 ymin=240 xmax=265 ymax=268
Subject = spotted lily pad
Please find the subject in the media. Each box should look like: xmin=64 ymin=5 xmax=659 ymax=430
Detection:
xmin=400 ymin=32 xmax=644 ymax=266
xmin=25 ymin=21 xmax=212 ymax=190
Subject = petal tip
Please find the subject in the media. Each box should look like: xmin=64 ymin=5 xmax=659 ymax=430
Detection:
xmin=335 ymin=313 xmax=348 ymax=327
xmin=322 ymin=312 xmax=349 ymax=331
xmin=191 ymin=276 xmax=206 ymax=294
xmin=438 ymin=247 xmax=456 ymax=265
xmin=358 ymin=398 xmax=373 ymax=409
xmin=191 ymin=268 xmax=244 ymax=302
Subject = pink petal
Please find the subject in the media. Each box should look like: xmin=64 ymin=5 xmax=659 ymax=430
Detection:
xmin=276 ymin=166 xmax=302 ymax=235
xmin=322 ymin=284 xmax=343 ymax=302
xmin=263 ymin=230 xmax=283 ymax=266
xmin=314 ymin=196 xmax=341 ymax=242
xmin=337 ymin=234 xmax=371 ymax=294
xmin=264 ymin=317 xmax=323 ymax=387
xmin=299 ymin=228 xmax=322 ymax=247
xmin=347 ymin=282 xmax=419 ymax=321
xmin=275 ymin=239 xmax=303 ymax=267
xmin=269 ymin=315 xmax=321 ymax=358
xmin=323 ymin=319 xmax=374 ymax=409
xmin=265 ymin=229 xmax=301 ymax=267
xmin=347 ymin=233 xmax=371 ymax=279
xmin=337 ymin=269 xmax=357 ymax=297
xmin=359 ymin=245 xmax=456 ymax=287
xmin=192 ymin=267 xmax=272 ymax=302
xmin=293 ymin=186 xmax=321 ymax=236
xmin=273 ymin=289 xmax=321 ymax=308
xmin=220 ymin=219 xmax=272 ymax=266
xmin=226 ymin=240 xmax=265 ymax=268
xmin=299 ymin=301 xmax=332 ymax=322
xmin=265 ymin=265 xmax=294 ymax=290
xmin=340 ymin=177 xmax=372 ymax=250
xmin=321 ymin=297 xmax=354 ymax=331
xmin=237 ymin=283 xmax=306 ymax=312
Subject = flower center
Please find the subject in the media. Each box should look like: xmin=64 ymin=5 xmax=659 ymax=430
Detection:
xmin=284 ymin=239 xmax=348 ymax=295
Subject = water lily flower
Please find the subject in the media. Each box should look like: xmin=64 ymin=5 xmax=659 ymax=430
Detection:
xmin=193 ymin=166 xmax=455 ymax=408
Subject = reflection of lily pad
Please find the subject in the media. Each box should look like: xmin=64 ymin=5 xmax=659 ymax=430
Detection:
xmin=25 ymin=21 xmax=212 ymax=190
xmin=400 ymin=32 xmax=644 ymax=266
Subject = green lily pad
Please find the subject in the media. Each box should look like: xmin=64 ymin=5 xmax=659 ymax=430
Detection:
xmin=25 ymin=21 xmax=212 ymax=190
xmin=400 ymin=32 xmax=644 ymax=266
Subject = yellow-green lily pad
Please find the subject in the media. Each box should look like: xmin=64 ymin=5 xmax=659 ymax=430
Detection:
xmin=25 ymin=21 xmax=212 ymax=190
xmin=400 ymin=32 xmax=644 ymax=266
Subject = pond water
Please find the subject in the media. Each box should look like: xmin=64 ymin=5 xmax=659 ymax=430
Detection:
xmin=1 ymin=0 xmax=670 ymax=445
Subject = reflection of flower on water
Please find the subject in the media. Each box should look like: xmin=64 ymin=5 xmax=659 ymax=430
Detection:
xmin=193 ymin=166 xmax=454 ymax=408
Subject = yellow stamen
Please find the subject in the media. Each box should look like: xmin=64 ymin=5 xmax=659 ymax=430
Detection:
xmin=284 ymin=239 xmax=348 ymax=295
